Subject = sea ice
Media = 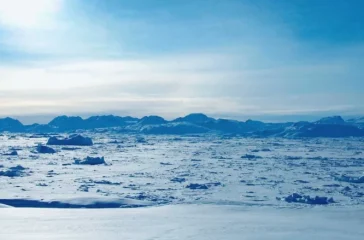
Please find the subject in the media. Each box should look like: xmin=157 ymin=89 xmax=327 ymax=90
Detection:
xmin=36 ymin=145 xmax=56 ymax=154
xmin=74 ymin=156 xmax=106 ymax=165
xmin=47 ymin=134 xmax=93 ymax=146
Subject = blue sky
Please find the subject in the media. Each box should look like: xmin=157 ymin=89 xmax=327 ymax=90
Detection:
xmin=0 ymin=0 xmax=363 ymax=123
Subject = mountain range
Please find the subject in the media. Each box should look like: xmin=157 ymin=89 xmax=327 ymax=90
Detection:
xmin=1 ymin=113 xmax=364 ymax=137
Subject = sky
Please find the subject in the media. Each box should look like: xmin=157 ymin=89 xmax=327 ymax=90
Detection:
xmin=0 ymin=0 xmax=363 ymax=123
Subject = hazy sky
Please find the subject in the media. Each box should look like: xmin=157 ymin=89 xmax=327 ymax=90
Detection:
xmin=0 ymin=0 xmax=363 ymax=122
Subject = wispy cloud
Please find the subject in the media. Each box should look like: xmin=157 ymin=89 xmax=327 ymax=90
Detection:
xmin=1 ymin=51 xmax=363 ymax=119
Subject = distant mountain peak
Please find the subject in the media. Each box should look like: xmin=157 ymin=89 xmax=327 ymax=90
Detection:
xmin=139 ymin=116 xmax=167 ymax=125
xmin=173 ymin=113 xmax=215 ymax=123
xmin=315 ymin=116 xmax=345 ymax=125
xmin=0 ymin=117 xmax=24 ymax=132
xmin=1 ymin=113 xmax=364 ymax=137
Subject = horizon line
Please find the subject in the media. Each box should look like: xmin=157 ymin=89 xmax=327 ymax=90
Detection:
xmin=1 ymin=112 xmax=362 ymax=126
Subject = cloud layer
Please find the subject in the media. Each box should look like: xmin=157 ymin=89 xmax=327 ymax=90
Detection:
xmin=0 ymin=0 xmax=363 ymax=121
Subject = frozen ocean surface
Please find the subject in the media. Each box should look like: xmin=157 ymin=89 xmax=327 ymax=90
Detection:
xmin=1 ymin=133 xmax=363 ymax=239
xmin=1 ymin=133 xmax=363 ymax=207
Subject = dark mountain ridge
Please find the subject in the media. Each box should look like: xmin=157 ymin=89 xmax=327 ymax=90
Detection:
xmin=1 ymin=113 xmax=364 ymax=137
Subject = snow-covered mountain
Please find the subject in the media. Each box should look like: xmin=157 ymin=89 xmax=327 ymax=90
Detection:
xmin=1 ymin=114 xmax=364 ymax=137
xmin=0 ymin=117 xmax=25 ymax=132
xmin=347 ymin=117 xmax=364 ymax=129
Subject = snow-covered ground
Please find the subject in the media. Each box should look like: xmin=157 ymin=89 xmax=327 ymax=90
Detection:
xmin=0 ymin=133 xmax=363 ymax=238
xmin=1 ymin=204 xmax=363 ymax=240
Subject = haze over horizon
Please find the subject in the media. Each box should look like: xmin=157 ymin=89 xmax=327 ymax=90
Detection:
xmin=1 ymin=0 xmax=363 ymax=123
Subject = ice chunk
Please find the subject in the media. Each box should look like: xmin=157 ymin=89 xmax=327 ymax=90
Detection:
xmin=241 ymin=154 xmax=262 ymax=160
xmin=61 ymin=147 xmax=81 ymax=151
xmin=47 ymin=134 xmax=93 ymax=146
xmin=279 ymin=193 xmax=335 ymax=205
xmin=285 ymin=156 xmax=303 ymax=160
xmin=336 ymin=175 xmax=364 ymax=184
xmin=36 ymin=145 xmax=56 ymax=154
xmin=0 ymin=165 xmax=27 ymax=177
xmin=186 ymin=183 xmax=209 ymax=190
xmin=136 ymin=137 xmax=147 ymax=143
xmin=74 ymin=156 xmax=106 ymax=165
xmin=170 ymin=177 xmax=186 ymax=183
xmin=2 ymin=150 xmax=18 ymax=156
